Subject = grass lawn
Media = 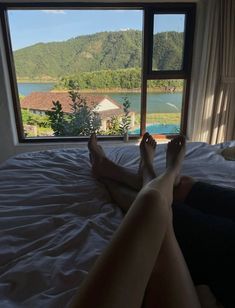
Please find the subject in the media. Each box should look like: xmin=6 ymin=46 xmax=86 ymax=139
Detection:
xmin=135 ymin=113 xmax=181 ymax=125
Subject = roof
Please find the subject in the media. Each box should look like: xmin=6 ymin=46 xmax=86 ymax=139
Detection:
xmin=20 ymin=92 xmax=126 ymax=117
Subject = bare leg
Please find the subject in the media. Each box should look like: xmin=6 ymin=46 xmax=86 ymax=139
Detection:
xmin=104 ymin=175 xmax=196 ymax=213
xmin=92 ymin=136 xmax=218 ymax=307
xmin=88 ymin=133 xmax=143 ymax=190
xmin=101 ymin=133 xmax=157 ymax=212
xmin=89 ymin=133 xmax=196 ymax=209
xmin=141 ymin=135 xmax=200 ymax=308
xmin=70 ymin=134 xmax=200 ymax=308
xmin=101 ymin=178 xmax=136 ymax=213
xmin=103 ymin=175 xmax=197 ymax=213
xmin=103 ymin=135 xmax=202 ymax=308
xmin=139 ymin=132 xmax=157 ymax=184
xmin=101 ymin=140 xmax=219 ymax=307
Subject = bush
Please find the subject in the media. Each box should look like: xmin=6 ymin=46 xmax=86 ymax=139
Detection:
xmin=46 ymin=83 xmax=101 ymax=136
xmin=21 ymin=109 xmax=51 ymax=128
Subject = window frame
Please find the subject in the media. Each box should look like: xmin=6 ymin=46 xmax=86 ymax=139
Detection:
xmin=0 ymin=2 xmax=196 ymax=143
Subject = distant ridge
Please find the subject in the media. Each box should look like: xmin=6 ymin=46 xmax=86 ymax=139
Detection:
xmin=14 ymin=30 xmax=183 ymax=80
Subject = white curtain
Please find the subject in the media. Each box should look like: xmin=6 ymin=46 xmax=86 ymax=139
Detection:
xmin=188 ymin=0 xmax=235 ymax=143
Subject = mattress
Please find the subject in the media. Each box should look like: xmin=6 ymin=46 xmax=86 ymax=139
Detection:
xmin=0 ymin=141 xmax=235 ymax=307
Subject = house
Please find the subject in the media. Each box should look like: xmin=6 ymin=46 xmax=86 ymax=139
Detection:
xmin=20 ymin=92 xmax=135 ymax=132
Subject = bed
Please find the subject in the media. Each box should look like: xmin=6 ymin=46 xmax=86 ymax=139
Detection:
xmin=0 ymin=141 xmax=235 ymax=307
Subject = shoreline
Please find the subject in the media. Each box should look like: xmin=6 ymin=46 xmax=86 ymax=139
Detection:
xmin=51 ymin=88 xmax=183 ymax=94
xmin=18 ymin=82 xmax=183 ymax=93
xmin=18 ymin=80 xmax=57 ymax=84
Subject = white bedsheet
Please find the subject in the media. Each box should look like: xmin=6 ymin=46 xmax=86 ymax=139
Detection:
xmin=0 ymin=141 xmax=235 ymax=307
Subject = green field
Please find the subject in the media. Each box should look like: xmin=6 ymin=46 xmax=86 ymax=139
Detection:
xmin=135 ymin=112 xmax=180 ymax=125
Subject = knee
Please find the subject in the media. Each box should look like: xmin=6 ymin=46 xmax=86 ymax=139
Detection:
xmin=141 ymin=188 xmax=167 ymax=210
xmin=136 ymin=188 xmax=169 ymax=225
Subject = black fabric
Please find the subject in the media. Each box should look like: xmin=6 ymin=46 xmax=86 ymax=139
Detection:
xmin=173 ymin=182 xmax=235 ymax=308
xmin=185 ymin=181 xmax=235 ymax=221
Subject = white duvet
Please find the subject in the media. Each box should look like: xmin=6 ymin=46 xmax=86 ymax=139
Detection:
xmin=0 ymin=141 xmax=235 ymax=307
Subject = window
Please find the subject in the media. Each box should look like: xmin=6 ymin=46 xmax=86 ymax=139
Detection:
xmin=0 ymin=3 xmax=195 ymax=142
xmin=145 ymin=79 xmax=184 ymax=135
xmin=152 ymin=14 xmax=185 ymax=71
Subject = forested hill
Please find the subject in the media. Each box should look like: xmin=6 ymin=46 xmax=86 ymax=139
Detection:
xmin=14 ymin=30 xmax=183 ymax=80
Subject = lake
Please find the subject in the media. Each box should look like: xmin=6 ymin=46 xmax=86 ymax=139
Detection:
xmin=18 ymin=83 xmax=183 ymax=114
xmin=18 ymin=82 xmax=181 ymax=134
xmin=18 ymin=83 xmax=55 ymax=96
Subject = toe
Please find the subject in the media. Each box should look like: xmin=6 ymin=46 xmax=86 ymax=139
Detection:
xmin=143 ymin=132 xmax=149 ymax=140
xmin=88 ymin=133 xmax=98 ymax=152
xmin=91 ymin=133 xmax=97 ymax=142
xmin=150 ymin=138 xmax=155 ymax=147
xmin=141 ymin=132 xmax=149 ymax=145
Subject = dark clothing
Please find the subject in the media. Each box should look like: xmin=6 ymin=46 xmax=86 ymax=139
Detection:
xmin=173 ymin=182 xmax=235 ymax=308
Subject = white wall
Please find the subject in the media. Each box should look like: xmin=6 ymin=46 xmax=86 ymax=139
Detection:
xmin=0 ymin=0 xmax=201 ymax=163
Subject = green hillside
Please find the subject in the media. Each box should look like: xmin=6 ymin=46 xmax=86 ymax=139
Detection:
xmin=14 ymin=30 xmax=183 ymax=81
xmin=153 ymin=31 xmax=184 ymax=70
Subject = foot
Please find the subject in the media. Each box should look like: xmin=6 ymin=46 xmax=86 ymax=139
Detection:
xmin=166 ymin=135 xmax=186 ymax=185
xmin=139 ymin=132 xmax=157 ymax=185
xmin=88 ymin=134 xmax=142 ymax=190
xmin=88 ymin=133 xmax=107 ymax=177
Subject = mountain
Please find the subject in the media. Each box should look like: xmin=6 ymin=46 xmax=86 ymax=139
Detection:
xmin=152 ymin=31 xmax=184 ymax=70
xmin=13 ymin=30 xmax=183 ymax=80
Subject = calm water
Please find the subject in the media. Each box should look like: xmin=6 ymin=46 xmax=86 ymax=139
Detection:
xmin=110 ymin=92 xmax=182 ymax=113
xmin=18 ymin=83 xmax=181 ymax=134
xmin=18 ymin=83 xmax=55 ymax=96
xmin=18 ymin=83 xmax=182 ymax=114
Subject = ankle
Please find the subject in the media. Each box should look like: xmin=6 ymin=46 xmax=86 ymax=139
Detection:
xmin=165 ymin=165 xmax=178 ymax=176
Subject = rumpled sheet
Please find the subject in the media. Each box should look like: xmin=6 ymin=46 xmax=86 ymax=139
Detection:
xmin=0 ymin=141 xmax=235 ymax=307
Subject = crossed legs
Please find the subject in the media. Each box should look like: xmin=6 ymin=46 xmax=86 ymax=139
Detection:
xmin=88 ymin=133 xmax=195 ymax=212
xmin=88 ymin=133 xmax=153 ymax=212
xmin=70 ymin=133 xmax=201 ymax=308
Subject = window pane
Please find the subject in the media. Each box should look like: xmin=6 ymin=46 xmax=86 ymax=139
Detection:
xmin=152 ymin=14 xmax=185 ymax=71
xmin=145 ymin=79 xmax=183 ymax=134
xmin=8 ymin=9 xmax=142 ymax=138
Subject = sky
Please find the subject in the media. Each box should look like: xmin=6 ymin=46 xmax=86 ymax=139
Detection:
xmin=8 ymin=9 xmax=185 ymax=51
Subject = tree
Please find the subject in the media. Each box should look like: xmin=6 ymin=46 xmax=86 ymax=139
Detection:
xmin=105 ymin=116 xmax=120 ymax=135
xmin=46 ymin=101 xmax=67 ymax=136
xmin=46 ymin=82 xmax=101 ymax=136
xmin=119 ymin=95 xmax=131 ymax=135
xmin=21 ymin=109 xmax=51 ymax=128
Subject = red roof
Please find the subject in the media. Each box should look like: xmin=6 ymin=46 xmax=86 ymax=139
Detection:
xmin=20 ymin=92 xmax=123 ymax=115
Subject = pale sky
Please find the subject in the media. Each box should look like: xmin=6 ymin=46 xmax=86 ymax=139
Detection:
xmin=8 ymin=9 xmax=185 ymax=50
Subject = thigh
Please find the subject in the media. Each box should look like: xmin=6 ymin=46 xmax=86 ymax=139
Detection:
xmin=173 ymin=203 xmax=235 ymax=308
xmin=185 ymin=182 xmax=235 ymax=221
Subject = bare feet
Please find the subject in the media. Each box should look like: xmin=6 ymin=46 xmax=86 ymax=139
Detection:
xmin=139 ymin=132 xmax=157 ymax=185
xmin=140 ymin=133 xmax=157 ymax=166
xmin=88 ymin=134 xmax=142 ymax=190
xmin=166 ymin=135 xmax=186 ymax=185
xmin=88 ymin=133 xmax=107 ymax=177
